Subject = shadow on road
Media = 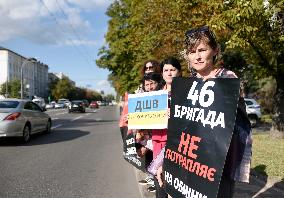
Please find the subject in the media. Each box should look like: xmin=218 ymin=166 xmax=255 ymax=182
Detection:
xmin=0 ymin=129 xmax=90 ymax=146
xmin=235 ymin=165 xmax=284 ymax=197
xmin=68 ymin=119 xmax=119 ymax=128
xmin=234 ymin=165 xmax=267 ymax=197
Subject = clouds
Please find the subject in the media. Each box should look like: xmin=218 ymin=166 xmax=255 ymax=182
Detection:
xmin=96 ymin=80 xmax=115 ymax=94
xmin=67 ymin=0 xmax=113 ymax=10
xmin=0 ymin=0 xmax=113 ymax=45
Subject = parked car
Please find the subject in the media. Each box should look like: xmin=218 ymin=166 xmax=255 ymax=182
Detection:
xmin=68 ymin=100 xmax=86 ymax=113
xmin=46 ymin=101 xmax=56 ymax=109
xmin=0 ymin=99 xmax=52 ymax=142
xmin=89 ymin=101 xmax=99 ymax=108
xmin=32 ymin=98 xmax=46 ymax=111
xmin=82 ymin=99 xmax=89 ymax=107
xmin=55 ymin=102 xmax=64 ymax=109
xmin=244 ymin=98 xmax=262 ymax=127
xmin=99 ymin=101 xmax=107 ymax=106
xmin=64 ymin=100 xmax=71 ymax=107
xmin=58 ymin=98 xmax=70 ymax=108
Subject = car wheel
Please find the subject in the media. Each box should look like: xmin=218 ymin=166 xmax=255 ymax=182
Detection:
xmin=22 ymin=125 xmax=31 ymax=143
xmin=45 ymin=120 xmax=52 ymax=133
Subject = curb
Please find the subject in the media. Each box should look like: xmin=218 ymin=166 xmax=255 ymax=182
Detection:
xmin=250 ymin=170 xmax=284 ymax=192
xmin=135 ymin=169 xmax=284 ymax=197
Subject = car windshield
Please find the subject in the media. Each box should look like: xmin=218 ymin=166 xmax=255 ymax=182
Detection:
xmin=245 ymin=101 xmax=254 ymax=106
xmin=0 ymin=101 xmax=20 ymax=108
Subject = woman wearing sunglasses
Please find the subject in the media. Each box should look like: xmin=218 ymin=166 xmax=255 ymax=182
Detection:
xmin=135 ymin=60 xmax=162 ymax=93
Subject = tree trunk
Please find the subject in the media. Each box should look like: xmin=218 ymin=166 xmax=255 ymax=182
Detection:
xmin=270 ymin=72 xmax=284 ymax=138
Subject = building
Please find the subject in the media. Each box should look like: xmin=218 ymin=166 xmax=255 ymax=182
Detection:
xmin=48 ymin=72 xmax=59 ymax=84
xmin=0 ymin=47 xmax=49 ymax=99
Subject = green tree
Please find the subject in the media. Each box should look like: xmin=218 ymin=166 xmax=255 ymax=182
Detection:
xmin=97 ymin=0 xmax=209 ymax=95
xmin=98 ymin=0 xmax=284 ymax=135
xmin=48 ymin=78 xmax=59 ymax=100
xmin=207 ymin=0 xmax=284 ymax=135
xmin=86 ymin=89 xmax=103 ymax=101
xmin=103 ymin=94 xmax=115 ymax=102
xmin=68 ymin=87 xmax=86 ymax=100
xmin=0 ymin=80 xmax=21 ymax=98
xmin=51 ymin=77 xmax=75 ymax=101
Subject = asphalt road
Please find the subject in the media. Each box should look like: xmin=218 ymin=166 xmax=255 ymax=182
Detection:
xmin=0 ymin=106 xmax=140 ymax=198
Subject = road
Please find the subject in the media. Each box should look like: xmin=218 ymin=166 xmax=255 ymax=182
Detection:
xmin=0 ymin=106 xmax=140 ymax=198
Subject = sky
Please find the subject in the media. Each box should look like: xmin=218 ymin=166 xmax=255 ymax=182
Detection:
xmin=0 ymin=0 xmax=115 ymax=95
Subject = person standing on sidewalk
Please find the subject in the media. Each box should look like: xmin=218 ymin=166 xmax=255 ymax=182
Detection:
xmin=152 ymin=57 xmax=182 ymax=198
xmin=184 ymin=26 xmax=252 ymax=198
xmin=135 ymin=60 xmax=161 ymax=93
xmin=136 ymin=60 xmax=162 ymax=190
xmin=136 ymin=72 xmax=164 ymax=192
xmin=157 ymin=26 xmax=252 ymax=198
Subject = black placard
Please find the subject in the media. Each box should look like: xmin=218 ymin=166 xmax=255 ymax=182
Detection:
xmin=164 ymin=77 xmax=240 ymax=198
xmin=122 ymin=129 xmax=149 ymax=172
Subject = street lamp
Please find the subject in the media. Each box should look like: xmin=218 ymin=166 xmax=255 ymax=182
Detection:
xmin=21 ymin=58 xmax=37 ymax=99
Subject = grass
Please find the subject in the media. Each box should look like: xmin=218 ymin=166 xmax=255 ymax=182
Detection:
xmin=260 ymin=114 xmax=273 ymax=123
xmin=252 ymin=132 xmax=284 ymax=179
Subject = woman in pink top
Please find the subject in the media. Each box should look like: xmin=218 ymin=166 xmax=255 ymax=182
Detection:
xmin=152 ymin=57 xmax=181 ymax=198
xmin=152 ymin=57 xmax=181 ymax=159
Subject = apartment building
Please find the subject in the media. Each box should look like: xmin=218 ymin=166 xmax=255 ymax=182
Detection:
xmin=0 ymin=47 xmax=48 ymax=98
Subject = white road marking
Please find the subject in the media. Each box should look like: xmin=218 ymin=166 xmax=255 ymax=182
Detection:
xmin=53 ymin=118 xmax=58 ymax=120
xmin=51 ymin=124 xmax=62 ymax=129
xmin=55 ymin=112 xmax=67 ymax=116
xmin=94 ymin=118 xmax=102 ymax=121
xmin=71 ymin=116 xmax=83 ymax=122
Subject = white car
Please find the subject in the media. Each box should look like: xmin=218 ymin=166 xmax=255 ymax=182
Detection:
xmin=46 ymin=101 xmax=56 ymax=109
xmin=57 ymin=99 xmax=70 ymax=108
xmin=0 ymin=99 xmax=52 ymax=142
xmin=244 ymin=98 xmax=261 ymax=127
xmin=55 ymin=102 xmax=64 ymax=109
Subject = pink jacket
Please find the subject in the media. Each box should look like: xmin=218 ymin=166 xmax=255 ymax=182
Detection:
xmin=152 ymin=129 xmax=167 ymax=158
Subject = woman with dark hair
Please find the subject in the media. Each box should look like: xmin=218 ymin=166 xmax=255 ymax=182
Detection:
xmin=136 ymin=72 xmax=164 ymax=191
xmin=136 ymin=72 xmax=163 ymax=159
xmin=142 ymin=72 xmax=164 ymax=92
xmin=135 ymin=60 xmax=161 ymax=93
xmin=141 ymin=60 xmax=161 ymax=76
xmin=151 ymin=57 xmax=181 ymax=198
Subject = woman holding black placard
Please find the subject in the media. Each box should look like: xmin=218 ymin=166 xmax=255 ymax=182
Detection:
xmin=157 ymin=26 xmax=252 ymax=198
xmin=183 ymin=26 xmax=252 ymax=198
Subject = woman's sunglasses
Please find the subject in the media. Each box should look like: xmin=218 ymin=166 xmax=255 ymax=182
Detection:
xmin=185 ymin=26 xmax=209 ymax=38
xmin=185 ymin=26 xmax=217 ymax=46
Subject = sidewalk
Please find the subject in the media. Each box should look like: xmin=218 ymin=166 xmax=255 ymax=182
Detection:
xmin=135 ymin=169 xmax=284 ymax=198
